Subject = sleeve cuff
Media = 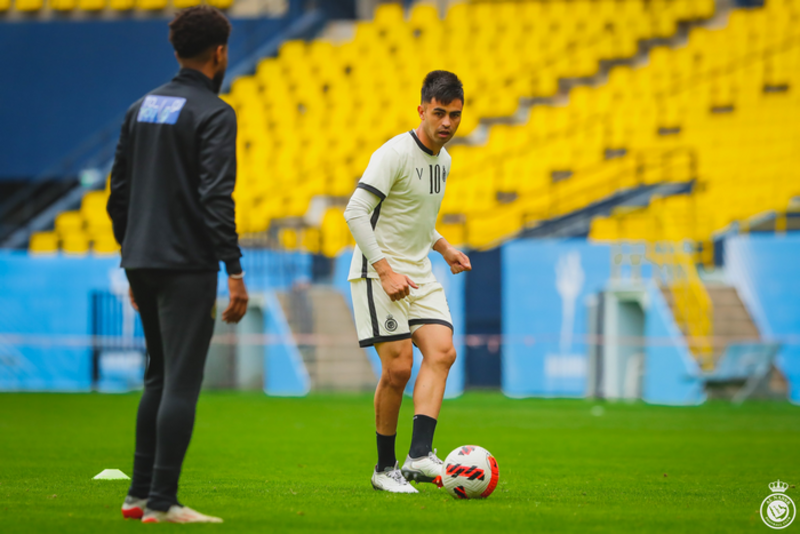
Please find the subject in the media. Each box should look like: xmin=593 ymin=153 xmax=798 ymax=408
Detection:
xmin=225 ymin=258 xmax=243 ymax=276
xmin=356 ymin=182 xmax=387 ymax=201
xmin=367 ymin=253 xmax=386 ymax=266
xmin=432 ymin=230 xmax=444 ymax=247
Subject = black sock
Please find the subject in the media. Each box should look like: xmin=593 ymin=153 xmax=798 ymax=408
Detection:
xmin=408 ymin=414 xmax=437 ymax=459
xmin=376 ymin=432 xmax=397 ymax=472
xmin=128 ymin=451 xmax=154 ymax=499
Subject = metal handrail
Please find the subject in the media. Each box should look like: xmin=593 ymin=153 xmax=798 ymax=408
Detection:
xmin=648 ymin=241 xmax=714 ymax=370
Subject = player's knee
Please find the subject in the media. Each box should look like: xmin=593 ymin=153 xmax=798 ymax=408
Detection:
xmin=383 ymin=351 xmax=413 ymax=389
xmin=387 ymin=363 xmax=412 ymax=389
xmin=439 ymin=345 xmax=457 ymax=369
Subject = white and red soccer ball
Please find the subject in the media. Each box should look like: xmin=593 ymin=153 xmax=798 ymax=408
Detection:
xmin=441 ymin=445 xmax=499 ymax=499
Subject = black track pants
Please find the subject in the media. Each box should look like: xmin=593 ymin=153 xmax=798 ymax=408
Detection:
xmin=125 ymin=269 xmax=217 ymax=511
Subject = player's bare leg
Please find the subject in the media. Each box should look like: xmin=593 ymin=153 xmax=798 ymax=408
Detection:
xmin=371 ymin=339 xmax=418 ymax=493
xmin=374 ymin=338 xmax=414 ymax=434
xmin=411 ymin=324 xmax=456 ymax=418
xmin=401 ymin=324 xmax=456 ymax=486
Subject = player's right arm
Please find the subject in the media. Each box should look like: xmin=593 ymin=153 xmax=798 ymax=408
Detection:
xmin=344 ymin=146 xmax=417 ymax=301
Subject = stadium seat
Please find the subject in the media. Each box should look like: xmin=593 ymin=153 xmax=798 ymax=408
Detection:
xmin=108 ymin=0 xmax=134 ymax=9
xmin=54 ymin=211 xmax=83 ymax=237
xmin=62 ymin=231 xmax=90 ymax=255
xmin=29 ymin=232 xmax=59 ymax=254
xmin=51 ymin=0 xmax=77 ymax=10
xmin=135 ymin=0 xmax=166 ymax=10
xmin=0 ymin=0 xmax=11 ymax=10
xmin=92 ymin=232 xmax=120 ymax=254
xmin=77 ymin=0 xmax=105 ymax=9
xmin=206 ymin=0 xmax=232 ymax=9
xmin=15 ymin=0 xmax=43 ymax=11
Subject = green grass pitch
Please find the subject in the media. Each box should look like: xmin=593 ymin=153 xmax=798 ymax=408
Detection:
xmin=0 ymin=392 xmax=797 ymax=533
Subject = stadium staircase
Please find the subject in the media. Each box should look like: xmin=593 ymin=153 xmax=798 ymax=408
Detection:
xmin=278 ymin=286 xmax=375 ymax=391
xmin=659 ymin=279 xmax=756 ymax=359
xmin=660 ymin=283 xmax=788 ymax=396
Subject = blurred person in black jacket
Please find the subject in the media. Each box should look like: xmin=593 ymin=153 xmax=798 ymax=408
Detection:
xmin=107 ymin=5 xmax=247 ymax=524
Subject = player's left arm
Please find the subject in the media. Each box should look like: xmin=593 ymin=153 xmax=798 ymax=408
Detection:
xmin=432 ymin=231 xmax=471 ymax=275
xmin=107 ymin=105 xmax=135 ymax=247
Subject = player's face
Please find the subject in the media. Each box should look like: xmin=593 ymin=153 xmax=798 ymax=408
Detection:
xmin=419 ymin=98 xmax=463 ymax=145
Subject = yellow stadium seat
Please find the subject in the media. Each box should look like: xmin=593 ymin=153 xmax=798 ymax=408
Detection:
xmin=136 ymin=0 xmax=166 ymax=10
xmin=29 ymin=232 xmax=59 ymax=254
xmin=77 ymin=0 xmax=105 ymax=9
xmin=409 ymin=3 xmax=440 ymax=30
xmin=92 ymin=232 xmax=120 ymax=255
xmin=373 ymin=2 xmax=404 ymax=27
xmin=173 ymin=0 xmax=199 ymax=7
xmin=15 ymin=0 xmax=43 ymax=10
xmin=50 ymin=0 xmax=76 ymax=9
xmin=80 ymin=190 xmax=109 ymax=220
xmin=301 ymin=228 xmax=321 ymax=254
xmin=108 ymin=0 xmax=133 ymax=9
xmin=55 ymin=211 xmax=83 ymax=236
xmin=0 ymin=0 xmax=9 ymax=11
xmin=62 ymin=231 xmax=90 ymax=256
xmin=207 ymin=0 xmax=232 ymax=9
xmin=320 ymin=208 xmax=348 ymax=258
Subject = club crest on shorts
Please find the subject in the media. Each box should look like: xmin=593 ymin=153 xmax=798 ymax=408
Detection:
xmin=385 ymin=314 xmax=398 ymax=332
xmin=761 ymin=480 xmax=796 ymax=529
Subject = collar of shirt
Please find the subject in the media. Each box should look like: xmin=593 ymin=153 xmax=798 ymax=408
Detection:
xmin=409 ymin=130 xmax=440 ymax=157
xmin=173 ymin=68 xmax=216 ymax=93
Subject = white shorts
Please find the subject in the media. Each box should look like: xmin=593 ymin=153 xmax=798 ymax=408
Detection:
xmin=350 ymin=278 xmax=453 ymax=347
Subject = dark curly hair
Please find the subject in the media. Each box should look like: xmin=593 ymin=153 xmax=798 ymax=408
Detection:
xmin=421 ymin=70 xmax=464 ymax=105
xmin=169 ymin=6 xmax=231 ymax=60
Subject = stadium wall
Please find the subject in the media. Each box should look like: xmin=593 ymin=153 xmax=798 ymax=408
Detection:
xmin=0 ymin=250 xmax=311 ymax=391
xmin=641 ymin=281 xmax=706 ymax=405
xmin=725 ymin=234 xmax=800 ymax=404
xmin=501 ymin=240 xmax=611 ymax=399
xmin=0 ymin=14 xmax=300 ymax=179
xmin=500 ymin=239 xmax=705 ymax=405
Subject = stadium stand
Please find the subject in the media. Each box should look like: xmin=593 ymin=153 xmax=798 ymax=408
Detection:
xmin=27 ymin=0 xmax=714 ymax=254
xmin=588 ymin=2 xmax=800 ymax=257
xmin=30 ymin=0 xmax=715 ymax=254
xmin=224 ymin=0 xmax=713 ymax=254
xmin=2 ymin=0 xmax=237 ymax=15
xmin=47 ymin=0 xmax=800 ymax=262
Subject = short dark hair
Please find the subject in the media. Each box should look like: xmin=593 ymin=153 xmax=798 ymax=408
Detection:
xmin=421 ymin=70 xmax=464 ymax=105
xmin=169 ymin=6 xmax=231 ymax=60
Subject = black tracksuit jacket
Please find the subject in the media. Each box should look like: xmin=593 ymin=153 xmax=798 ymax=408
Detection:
xmin=107 ymin=68 xmax=242 ymax=275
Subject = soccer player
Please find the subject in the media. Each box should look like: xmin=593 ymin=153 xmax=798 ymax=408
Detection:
xmin=343 ymin=71 xmax=471 ymax=493
xmin=107 ymin=6 xmax=248 ymax=523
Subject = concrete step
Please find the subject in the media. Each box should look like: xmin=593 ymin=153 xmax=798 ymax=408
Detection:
xmin=308 ymin=287 xmax=376 ymax=392
xmin=661 ymin=283 xmax=763 ymax=363
xmin=278 ymin=286 xmax=376 ymax=392
xmin=705 ymin=286 xmax=743 ymax=306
